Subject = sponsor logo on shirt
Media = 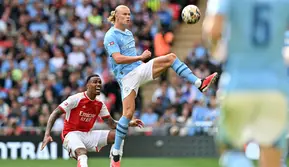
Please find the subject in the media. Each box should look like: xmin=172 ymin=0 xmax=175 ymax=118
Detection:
xmin=79 ymin=111 xmax=96 ymax=122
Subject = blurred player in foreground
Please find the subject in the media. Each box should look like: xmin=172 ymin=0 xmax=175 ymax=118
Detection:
xmin=203 ymin=0 xmax=289 ymax=167
xmin=40 ymin=74 xmax=144 ymax=167
xmin=281 ymin=29 xmax=289 ymax=167
xmin=103 ymin=5 xmax=218 ymax=167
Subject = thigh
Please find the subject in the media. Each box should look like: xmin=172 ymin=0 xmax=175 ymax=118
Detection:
xmin=220 ymin=94 xmax=252 ymax=149
xmin=63 ymin=131 xmax=86 ymax=159
xmin=121 ymin=68 xmax=140 ymax=100
xmin=258 ymin=92 xmax=288 ymax=148
xmin=152 ymin=55 xmax=171 ymax=79
xmin=137 ymin=59 xmax=154 ymax=84
xmin=85 ymin=130 xmax=110 ymax=152
xmin=121 ymin=60 xmax=155 ymax=99
xmin=219 ymin=92 xmax=262 ymax=149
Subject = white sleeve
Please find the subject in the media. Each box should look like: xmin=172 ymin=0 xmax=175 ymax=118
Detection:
xmin=58 ymin=96 xmax=78 ymax=113
xmin=206 ymin=0 xmax=230 ymax=16
xmin=99 ymin=103 xmax=110 ymax=118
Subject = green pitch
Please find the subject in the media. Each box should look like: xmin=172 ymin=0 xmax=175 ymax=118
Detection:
xmin=1 ymin=158 xmax=289 ymax=167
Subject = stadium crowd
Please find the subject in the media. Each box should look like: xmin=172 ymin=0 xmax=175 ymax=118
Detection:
xmin=143 ymin=39 xmax=222 ymax=136
xmin=5 ymin=0 xmax=287 ymax=137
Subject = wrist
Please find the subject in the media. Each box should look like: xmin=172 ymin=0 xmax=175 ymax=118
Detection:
xmin=138 ymin=55 xmax=143 ymax=61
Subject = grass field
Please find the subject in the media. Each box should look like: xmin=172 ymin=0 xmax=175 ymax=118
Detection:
xmin=1 ymin=158 xmax=289 ymax=167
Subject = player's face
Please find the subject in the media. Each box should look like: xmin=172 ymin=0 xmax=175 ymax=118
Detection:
xmin=116 ymin=7 xmax=131 ymax=26
xmin=88 ymin=76 xmax=102 ymax=95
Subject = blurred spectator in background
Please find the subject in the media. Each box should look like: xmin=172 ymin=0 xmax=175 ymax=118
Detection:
xmin=140 ymin=105 xmax=159 ymax=127
xmin=152 ymin=80 xmax=176 ymax=116
xmin=154 ymin=29 xmax=174 ymax=57
xmin=0 ymin=0 xmax=182 ymax=136
xmin=0 ymin=0 xmax=226 ymax=137
xmin=187 ymin=100 xmax=209 ymax=136
xmin=0 ymin=96 xmax=10 ymax=127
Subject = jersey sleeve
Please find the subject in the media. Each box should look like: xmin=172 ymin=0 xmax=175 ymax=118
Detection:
xmin=58 ymin=96 xmax=78 ymax=113
xmin=206 ymin=0 xmax=230 ymax=16
xmin=104 ymin=34 xmax=120 ymax=56
xmin=99 ymin=103 xmax=110 ymax=118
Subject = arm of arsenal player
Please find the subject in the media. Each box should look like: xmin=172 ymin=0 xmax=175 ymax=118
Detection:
xmin=98 ymin=102 xmax=118 ymax=129
xmin=44 ymin=107 xmax=64 ymax=136
xmin=102 ymin=116 xmax=118 ymax=129
xmin=99 ymin=103 xmax=144 ymax=129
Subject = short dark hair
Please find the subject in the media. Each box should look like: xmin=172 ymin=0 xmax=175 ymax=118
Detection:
xmin=86 ymin=74 xmax=100 ymax=84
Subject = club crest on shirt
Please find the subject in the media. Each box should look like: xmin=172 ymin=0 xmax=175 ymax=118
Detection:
xmin=108 ymin=41 xmax=114 ymax=46
xmin=124 ymin=87 xmax=130 ymax=93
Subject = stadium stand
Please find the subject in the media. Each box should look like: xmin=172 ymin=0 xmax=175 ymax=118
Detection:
xmin=5 ymin=0 xmax=287 ymax=138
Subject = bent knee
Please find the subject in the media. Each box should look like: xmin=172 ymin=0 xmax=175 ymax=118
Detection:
xmin=75 ymin=148 xmax=87 ymax=157
xmin=165 ymin=53 xmax=177 ymax=66
xmin=107 ymin=130 xmax=116 ymax=144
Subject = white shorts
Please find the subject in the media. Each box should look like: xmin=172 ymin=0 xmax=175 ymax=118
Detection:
xmin=121 ymin=59 xmax=154 ymax=99
xmin=218 ymin=91 xmax=288 ymax=149
xmin=63 ymin=130 xmax=109 ymax=159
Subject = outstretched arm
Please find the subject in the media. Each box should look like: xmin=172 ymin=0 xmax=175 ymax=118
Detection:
xmin=41 ymin=107 xmax=64 ymax=150
xmin=203 ymin=0 xmax=229 ymax=41
xmin=44 ymin=107 xmax=63 ymax=135
xmin=102 ymin=116 xmax=144 ymax=129
xmin=102 ymin=116 xmax=118 ymax=129
xmin=203 ymin=0 xmax=230 ymax=61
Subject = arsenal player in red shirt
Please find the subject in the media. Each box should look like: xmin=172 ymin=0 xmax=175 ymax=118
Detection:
xmin=40 ymin=74 xmax=143 ymax=167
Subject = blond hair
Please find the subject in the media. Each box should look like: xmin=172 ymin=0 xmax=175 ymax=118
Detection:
xmin=107 ymin=10 xmax=116 ymax=24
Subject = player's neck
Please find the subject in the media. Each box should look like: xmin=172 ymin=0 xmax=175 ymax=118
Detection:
xmin=85 ymin=91 xmax=96 ymax=101
xmin=114 ymin=23 xmax=126 ymax=31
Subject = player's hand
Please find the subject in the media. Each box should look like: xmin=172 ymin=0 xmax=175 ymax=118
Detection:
xmin=140 ymin=50 xmax=151 ymax=61
xmin=129 ymin=119 xmax=144 ymax=128
xmin=41 ymin=134 xmax=53 ymax=151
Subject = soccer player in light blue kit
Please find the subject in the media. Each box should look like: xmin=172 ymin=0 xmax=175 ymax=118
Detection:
xmin=104 ymin=5 xmax=218 ymax=167
xmin=281 ymin=30 xmax=289 ymax=167
xmin=203 ymin=0 xmax=289 ymax=167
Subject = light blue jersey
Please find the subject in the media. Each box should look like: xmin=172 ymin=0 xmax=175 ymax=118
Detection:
xmin=207 ymin=0 xmax=289 ymax=94
xmin=285 ymin=30 xmax=289 ymax=47
xmin=104 ymin=27 xmax=142 ymax=82
xmin=285 ymin=30 xmax=289 ymax=76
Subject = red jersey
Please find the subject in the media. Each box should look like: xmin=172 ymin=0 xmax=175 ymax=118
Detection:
xmin=58 ymin=92 xmax=110 ymax=140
